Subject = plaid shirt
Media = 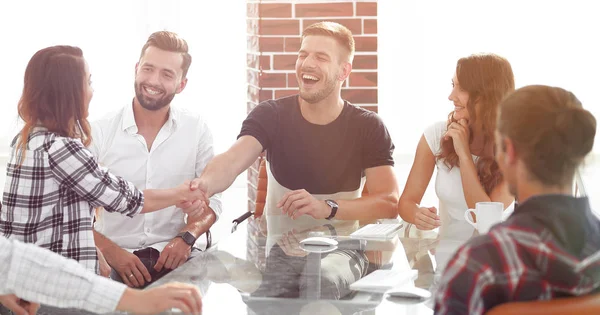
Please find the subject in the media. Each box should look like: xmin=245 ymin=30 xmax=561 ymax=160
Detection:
xmin=1 ymin=129 xmax=144 ymax=273
xmin=0 ymin=236 xmax=126 ymax=313
xmin=434 ymin=195 xmax=600 ymax=315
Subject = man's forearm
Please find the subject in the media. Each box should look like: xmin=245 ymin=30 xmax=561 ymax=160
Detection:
xmin=200 ymin=154 xmax=240 ymax=197
xmin=181 ymin=207 xmax=216 ymax=239
xmin=93 ymin=230 xmax=119 ymax=254
xmin=336 ymin=194 xmax=399 ymax=221
xmin=198 ymin=136 xmax=264 ymax=197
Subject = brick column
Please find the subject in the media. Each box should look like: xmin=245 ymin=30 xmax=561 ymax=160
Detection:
xmin=246 ymin=1 xmax=378 ymax=213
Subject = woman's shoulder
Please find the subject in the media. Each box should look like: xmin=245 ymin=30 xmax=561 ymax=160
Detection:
xmin=423 ymin=120 xmax=448 ymax=154
xmin=41 ymin=133 xmax=88 ymax=156
xmin=10 ymin=128 xmax=63 ymax=151
xmin=424 ymin=121 xmax=448 ymax=137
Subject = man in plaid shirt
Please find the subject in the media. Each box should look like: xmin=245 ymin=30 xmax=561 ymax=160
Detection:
xmin=434 ymin=85 xmax=600 ymax=314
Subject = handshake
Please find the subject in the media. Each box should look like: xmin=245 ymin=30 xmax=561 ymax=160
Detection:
xmin=173 ymin=178 xmax=211 ymax=220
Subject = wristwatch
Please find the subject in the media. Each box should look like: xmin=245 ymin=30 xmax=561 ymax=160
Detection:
xmin=176 ymin=231 xmax=197 ymax=246
xmin=325 ymin=199 xmax=339 ymax=220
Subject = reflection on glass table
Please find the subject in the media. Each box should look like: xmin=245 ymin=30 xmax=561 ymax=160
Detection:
xmin=14 ymin=214 xmax=479 ymax=315
xmin=149 ymin=214 xmax=441 ymax=315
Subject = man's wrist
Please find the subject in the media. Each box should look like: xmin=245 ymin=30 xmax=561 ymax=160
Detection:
xmin=173 ymin=237 xmax=192 ymax=249
xmin=195 ymin=176 xmax=212 ymax=197
xmin=94 ymin=232 xmax=119 ymax=256
xmin=324 ymin=199 xmax=339 ymax=220
xmin=321 ymin=201 xmax=331 ymax=219
xmin=176 ymin=231 xmax=197 ymax=247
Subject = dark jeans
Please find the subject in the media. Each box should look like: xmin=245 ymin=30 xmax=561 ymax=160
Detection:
xmin=110 ymin=247 xmax=200 ymax=289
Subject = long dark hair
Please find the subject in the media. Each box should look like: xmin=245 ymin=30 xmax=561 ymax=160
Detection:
xmin=16 ymin=45 xmax=91 ymax=162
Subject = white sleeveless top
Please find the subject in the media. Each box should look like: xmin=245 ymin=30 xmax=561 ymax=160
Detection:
xmin=423 ymin=121 xmax=480 ymax=222
xmin=423 ymin=121 xmax=514 ymax=223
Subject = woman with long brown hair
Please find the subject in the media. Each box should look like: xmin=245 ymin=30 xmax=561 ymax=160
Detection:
xmin=0 ymin=45 xmax=206 ymax=273
xmin=398 ymin=53 xmax=515 ymax=230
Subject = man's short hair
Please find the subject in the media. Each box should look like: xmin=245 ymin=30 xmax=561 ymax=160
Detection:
xmin=302 ymin=21 xmax=355 ymax=62
xmin=140 ymin=31 xmax=192 ymax=78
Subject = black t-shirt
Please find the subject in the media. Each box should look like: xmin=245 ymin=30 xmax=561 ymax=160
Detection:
xmin=238 ymin=95 xmax=394 ymax=195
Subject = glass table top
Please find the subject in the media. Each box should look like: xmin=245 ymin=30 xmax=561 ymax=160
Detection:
xmin=26 ymin=214 xmax=478 ymax=315
xmin=151 ymin=215 xmax=477 ymax=315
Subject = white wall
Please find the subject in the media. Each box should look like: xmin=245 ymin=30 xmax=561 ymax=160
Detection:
xmin=379 ymin=0 xmax=600 ymax=157
xmin=2 ymin=0 xmax=599 ymax=190
xmin=0 ymin=0 xmax=247 ymax=157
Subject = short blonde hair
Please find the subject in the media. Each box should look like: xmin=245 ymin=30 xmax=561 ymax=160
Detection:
xmin=302 ymin=21 xmax=355 ymax=62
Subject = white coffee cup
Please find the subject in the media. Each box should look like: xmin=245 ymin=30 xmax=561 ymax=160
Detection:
xmin=464 ymin=202 xmax=504 ymax=234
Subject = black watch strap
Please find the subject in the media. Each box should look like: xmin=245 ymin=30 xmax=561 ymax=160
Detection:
xmin=177 ymin=231 xmax=197 ymax=246
xmin=325 ymin=199 xmax=338 ymax=220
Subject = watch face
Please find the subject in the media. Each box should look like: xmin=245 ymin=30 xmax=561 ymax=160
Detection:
xmin=326 ymin=200 xmax=338 ymax=208
xmin=180 ymin=232 xmax=196 ymax=245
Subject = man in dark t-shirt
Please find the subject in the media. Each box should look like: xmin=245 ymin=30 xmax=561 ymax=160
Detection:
xmin=190 ymin=21 xmax=399 ymax=224
xmin=189 ymin=20 xmax=400 ymax=301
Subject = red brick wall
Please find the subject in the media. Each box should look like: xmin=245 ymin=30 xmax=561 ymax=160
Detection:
xmin=246 ymin=1 xmax=378 ymax=213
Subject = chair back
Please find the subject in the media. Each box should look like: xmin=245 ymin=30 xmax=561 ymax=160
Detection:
xmin=486 ymin=293 xmax=600 ymax=315
xmin=255 ymin=158 xmax=268 ymax=217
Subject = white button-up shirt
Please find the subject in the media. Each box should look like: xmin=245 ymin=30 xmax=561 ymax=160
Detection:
xmin=89 ymin=104 xmax=222 ymax=252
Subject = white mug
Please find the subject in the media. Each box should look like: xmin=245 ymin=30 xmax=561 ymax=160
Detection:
xmin=464 ymin=202 xmax=504 ymax=234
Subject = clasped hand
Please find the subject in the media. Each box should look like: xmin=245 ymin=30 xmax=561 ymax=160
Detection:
xmin=176 ymin=180 xmax=210 ymax=220
xmin=277 ymin=189 xmax=330 ymax=220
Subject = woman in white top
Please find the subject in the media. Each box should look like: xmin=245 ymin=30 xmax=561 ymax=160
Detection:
xmin=398 ymin=53 xmax=515 ymax=230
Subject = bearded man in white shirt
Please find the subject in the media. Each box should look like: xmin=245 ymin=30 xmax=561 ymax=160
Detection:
xmin=90 ymin=31 xmax=222 ymax=288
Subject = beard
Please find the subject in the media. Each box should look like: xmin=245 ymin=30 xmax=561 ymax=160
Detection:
xmin=298 ymin=73 xmax=338 ymax=104
xmin=134 ymin=81 xmax=176 ymax=111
